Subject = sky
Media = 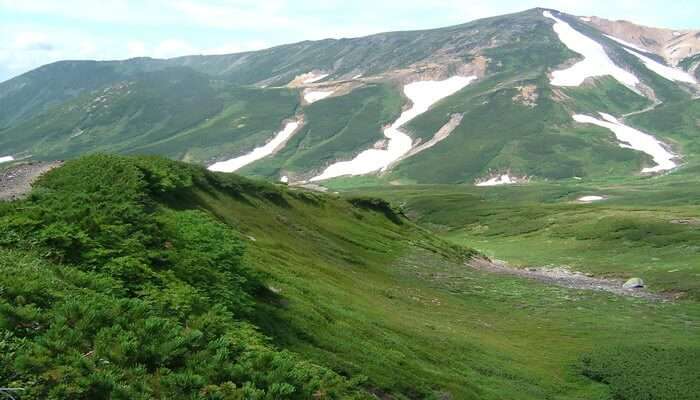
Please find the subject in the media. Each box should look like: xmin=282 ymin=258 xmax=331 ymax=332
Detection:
xmin=2 ymin=0 xmax=699 ymax=82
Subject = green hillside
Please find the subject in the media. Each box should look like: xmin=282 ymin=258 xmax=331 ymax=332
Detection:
xmin=389 ymin=76 xmax=648 ymax=183
xmin=1 ymin=155 xmax=699 ymax=400
xmin=1 ymin=8 xmax=698 ymax=185
xmin=0 ymin=69 xmax=299 ymax=164
xmin=0 ymin=8 xmax=556 ymax=130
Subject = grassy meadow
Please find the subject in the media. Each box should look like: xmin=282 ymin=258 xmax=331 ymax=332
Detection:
xmin=1 ymin=155 xmax=697 ymax=399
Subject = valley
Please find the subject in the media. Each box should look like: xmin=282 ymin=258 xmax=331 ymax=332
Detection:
xmin=1 ymin=155 xmax=699 ymax=400
xmin=1 ymin=6 xmax=700 ymax=400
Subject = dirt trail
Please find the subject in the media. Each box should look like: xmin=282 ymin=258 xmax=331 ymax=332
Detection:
xmin=468 ymin=257 xmax=671 ymax=301
xmin=622 ymin=99 xmax=662 ymax=118
xmin=0 ymin=161 xmax=63 ymax=201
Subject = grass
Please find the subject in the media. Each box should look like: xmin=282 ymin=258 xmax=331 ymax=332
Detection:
xmin=182 ymin=163 xmax=700 ymax=399
xmin=1 ymin=155 xmax=698 ymax=399
xmin=130 ymin=84 xmax=299 ymax=163
xmin=581 ymin=346 xmax=700 ymax=400
xmin=0 ymin=70 xmax=299 ymax=165
xmin=0 ymin=68 xmax=222 ymax=159
xmin=561 ymin=76 xmax=651 ymax=115
xmin=627 ymin=98 xmax=700 ymax=163
xmin=0 ymin=155 xmax=369 ymax=399
xmin=201 ymin=182 xmax=700 ymax=399
xmin=349 ymin=169 xmax=700 ymax=298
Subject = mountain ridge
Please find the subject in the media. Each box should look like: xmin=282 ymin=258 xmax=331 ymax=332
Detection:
xmin=1 ymin=8 xmax=699 ymax=186
xmin=3 ymin=7 xmax=698 ymax=83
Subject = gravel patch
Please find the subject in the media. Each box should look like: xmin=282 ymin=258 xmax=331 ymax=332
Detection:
xmin=469 ymin=257 xmax=671 ymax=301
xmin=0 ymin=161 xmax=63 ymax=201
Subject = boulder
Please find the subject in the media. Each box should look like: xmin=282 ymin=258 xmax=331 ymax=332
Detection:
xmin=623 ymin=277 xmax=645 ymax=289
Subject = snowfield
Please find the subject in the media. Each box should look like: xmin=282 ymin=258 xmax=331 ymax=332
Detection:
xmin=476 ymin=174 xmax=516 ymax=186
xmin=573 ymin=113 xmax=677 ymax=173
xmin=208 ymin=120 xmax=300 ymax=173
xmin=304 ymin=90 xmax=334 ymax=104
xmin=578 ymin=195 xmax=604 ymax=202
xmin=543 ymin=11 xmax=639 ymax=87
xmin=310 ymin=76 xmax=476 ymax=181
xmin=623 ymin=48 xmax=697 ymax=83
xmin=0 ymin=156 xmax=13 ymax=163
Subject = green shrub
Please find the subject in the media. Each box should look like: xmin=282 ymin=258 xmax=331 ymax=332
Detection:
xmin=581 ymin=346 xmax=700 ymax=400
xmin=348 ymin=197 xmax=404 ymax=225
xmin=0 ymin=155 xmax=366 ymax=399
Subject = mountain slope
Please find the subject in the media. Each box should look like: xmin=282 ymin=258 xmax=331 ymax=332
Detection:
xmin=2 ymin=155 xmax=699 ymax=400
xmin=0 ymin=68 xmax=299 ymax=163
xmin=581 ymin=15 xmax=700 ymax=66
xmin=1 ymin=8 xmax=699 ymax=185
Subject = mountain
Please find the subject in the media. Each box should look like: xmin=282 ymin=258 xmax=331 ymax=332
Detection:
xmin=3 ymin=8 xmax=700 ymax=399
xmin=1 ymin=8 xmax=699 ymax=186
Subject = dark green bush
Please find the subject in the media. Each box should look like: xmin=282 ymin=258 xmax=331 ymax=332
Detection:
xmin=348 ymin=197 xmax=404 ymax=225
xmin=581 ymin=346 xmax=700 ymax=400
xmin=0 ymin=155 xmax=365 ymax=399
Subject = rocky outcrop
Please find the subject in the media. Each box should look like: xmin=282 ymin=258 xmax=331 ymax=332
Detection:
xmin=623 ymin=277 xmax=645 ymax=289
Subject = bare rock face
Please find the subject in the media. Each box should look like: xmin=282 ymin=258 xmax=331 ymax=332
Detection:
xmin=512 ymin=84 xmax=539 ymax=107
xmin=623 ymin=277 xmax=645 ymax=289
xmin=583 ymin=16 xmax=700 ymax=66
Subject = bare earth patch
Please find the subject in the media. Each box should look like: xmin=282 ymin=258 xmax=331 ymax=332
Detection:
xmin=512 ymin=84 xmax=538 ymax=107
xmin=0 ymin=161 xmax=63 ymax=201
xmin=468 ymin=257 xmax=672 ymax=301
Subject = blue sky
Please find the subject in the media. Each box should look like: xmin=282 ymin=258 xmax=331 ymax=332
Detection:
xmin=2 ymin=0 xmax=699 ymax=82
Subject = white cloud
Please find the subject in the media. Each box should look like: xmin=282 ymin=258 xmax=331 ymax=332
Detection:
xmin=13 ymin=31 xmax=53 ymax=50
xmin=172 ymin=0 xmax=294 ymax=30
xmin=0 ymin=0 xmax=171 ymax=24
xmin=126 ymin=41 xmax=147 ymax=58
xmin=202 ymin=40 xmax=269 ymax=55
xmin=0 ymin=29 xmax=61 ymax=78
xmin=153 ymin=39 xmax=196 ymax=58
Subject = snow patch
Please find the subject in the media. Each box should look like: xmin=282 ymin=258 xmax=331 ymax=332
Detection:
xmin=398 ymin=114 xmax=463 ymax=162
xmin=578 ymin=195 xmax=604 ymax=202
xmin=303 ymin=73 xmax=329 ymax=84
xmin=208 ymin=120 xmax=301 ymax=173
xmin=352 ymin=74 xmax=363 ymax=79
xmin=623 ymin=48 xmax=697 ymax=83
xmin=476 ymin=174 xmax=516 ymax=186
xmin=310 ymin=76 xmax=476 ymax=181
xmin=543 ymin=11 xmax=639 ymax=87
xmin=303 ymin=90 xmax=334 ymax=104
xmin=573 ymin=113 xmax=677 ymax=173
xmin=280 ymin=176 xmax=289 ymax=183
xmin=579 ymin=16 xmax=591 ymax=22
xmin=604 ymin=34 xmax=648 ymax=53
xmin=0 ymin=156 xmax=14 ymax=164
